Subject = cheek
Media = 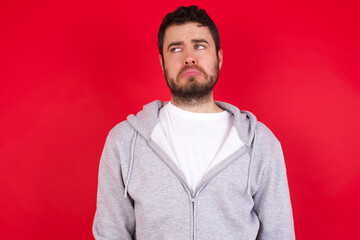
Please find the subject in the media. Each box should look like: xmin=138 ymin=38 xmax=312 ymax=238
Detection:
xmin=201 ymin=58 xmax=217 ymax=72
xmin=165 ymin=59 xmax=182 ymax=74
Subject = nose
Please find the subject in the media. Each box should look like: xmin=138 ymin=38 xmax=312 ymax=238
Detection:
xmin=184 ymin=52 xmax=197 ymax=66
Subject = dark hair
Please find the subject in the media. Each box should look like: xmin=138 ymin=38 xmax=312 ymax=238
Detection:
xmin=157 ymin=5 xmax=220 ymax=57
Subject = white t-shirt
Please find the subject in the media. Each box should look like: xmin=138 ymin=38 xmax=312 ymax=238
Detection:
xmin=153 ymin=102 xmax=234 ymax=192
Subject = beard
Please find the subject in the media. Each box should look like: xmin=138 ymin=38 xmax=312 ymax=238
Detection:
xmin=164 ymin=62 xmax=220 ymax=106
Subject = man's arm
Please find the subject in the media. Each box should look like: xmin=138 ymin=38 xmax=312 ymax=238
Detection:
xmin=93 ymin=132 xmax=135 ymax=240
xmin=252 ymin=131 xmax=295 ymax=239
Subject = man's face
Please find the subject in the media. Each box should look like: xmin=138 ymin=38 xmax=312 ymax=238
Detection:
xmin=160 ymin=22 xmax=223 ymax=102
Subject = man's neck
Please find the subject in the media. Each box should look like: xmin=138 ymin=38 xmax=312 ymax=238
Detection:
xmin=170 ymin=97 xmax=223 ymax=113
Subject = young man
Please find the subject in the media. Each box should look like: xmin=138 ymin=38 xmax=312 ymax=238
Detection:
xmin=93 ymin=6 xmax=295 ymax=240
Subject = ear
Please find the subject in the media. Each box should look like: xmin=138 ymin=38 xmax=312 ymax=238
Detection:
xmin=159 ymin=54 xmax=164 ymax=72
xmin=218 ymin=49 xmax=223 ymax=70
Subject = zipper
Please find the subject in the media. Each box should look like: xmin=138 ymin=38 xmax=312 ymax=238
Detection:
xmin=148 ymin=140 xmax=248 ymax=240
xmin=191 ymin=196 xmax=195 ymax=240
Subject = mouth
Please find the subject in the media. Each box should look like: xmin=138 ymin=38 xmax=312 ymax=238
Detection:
xmin=181 ymin=68 xmax=202 ymax=78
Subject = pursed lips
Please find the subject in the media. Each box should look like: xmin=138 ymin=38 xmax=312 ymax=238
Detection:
xmin=181 ymin=68 xmax=202 ymax=77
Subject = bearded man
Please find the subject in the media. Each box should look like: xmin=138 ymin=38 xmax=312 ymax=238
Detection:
xmin=93 ymin=5 xmax=295 ymax=240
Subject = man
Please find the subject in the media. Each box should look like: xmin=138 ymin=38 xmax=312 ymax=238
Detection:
xmin=93 ymin=5 xmax=295 ymax=240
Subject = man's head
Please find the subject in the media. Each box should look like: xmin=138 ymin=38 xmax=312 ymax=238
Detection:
xmin=158 ymin=6 xmax=220 ymax=59
xmin=158 ymin=6 xmax=223 ymax=106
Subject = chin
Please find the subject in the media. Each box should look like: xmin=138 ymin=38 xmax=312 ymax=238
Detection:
xmin=184 ymin=76 xmax=204 ymax=82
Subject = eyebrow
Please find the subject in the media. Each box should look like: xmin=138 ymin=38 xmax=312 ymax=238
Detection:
xmin=167 ymin=39 xmax=210 ymax=51
xmin=167 ymin=41 xmax=184 ymax=51
xmin=191 ymin=39 xmax=209 ymax=44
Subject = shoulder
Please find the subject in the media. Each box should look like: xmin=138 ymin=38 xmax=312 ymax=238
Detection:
xmin=104 ymin=120 xmax=136 ymax=151
xmin=108 ymin=120 xmax=134 ymax=139
xmin=100 ymin=120 xmax=136 ymax=170
xmin=255 ymin=121 xmax=281 ymax=146
xmin=253 ymin=121 xmax=285 ymax=174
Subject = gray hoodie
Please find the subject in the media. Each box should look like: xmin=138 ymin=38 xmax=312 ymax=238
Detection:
xmin=93 ymin=100 xmax=295 ymax=240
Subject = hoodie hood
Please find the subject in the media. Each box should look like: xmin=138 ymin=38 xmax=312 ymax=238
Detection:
xmin=126 ymin=100 xmax=257 ymax=147
xmin=126 ymin=100 xmax=258 ymax=196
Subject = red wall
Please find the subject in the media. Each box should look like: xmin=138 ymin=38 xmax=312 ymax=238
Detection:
xmin=1 ymin=0 xmax=359 ymax=239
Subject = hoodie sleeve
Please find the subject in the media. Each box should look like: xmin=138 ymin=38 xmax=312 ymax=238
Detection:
xmin=252 ymin=126 xmax=295 ymax=240
xmin=93 ymin=131 xmax=136 ymax=240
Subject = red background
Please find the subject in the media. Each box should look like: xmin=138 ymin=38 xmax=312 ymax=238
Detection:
xmin=1 ymin=0 xmax=359 ymax=239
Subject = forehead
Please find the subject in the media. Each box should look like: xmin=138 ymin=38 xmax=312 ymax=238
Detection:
xmin=163 ymin=22 xmax=214 ymax=45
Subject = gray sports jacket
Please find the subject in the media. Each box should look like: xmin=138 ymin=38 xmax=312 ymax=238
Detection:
xmin=93 ymin=100 xmax=295 ymax=240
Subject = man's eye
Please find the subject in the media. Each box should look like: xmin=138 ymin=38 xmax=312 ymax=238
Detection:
xmin=171 ymin=47 xmax=181 ymax=53
xmin=195 ymin=45 xmax=205 ymax=50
